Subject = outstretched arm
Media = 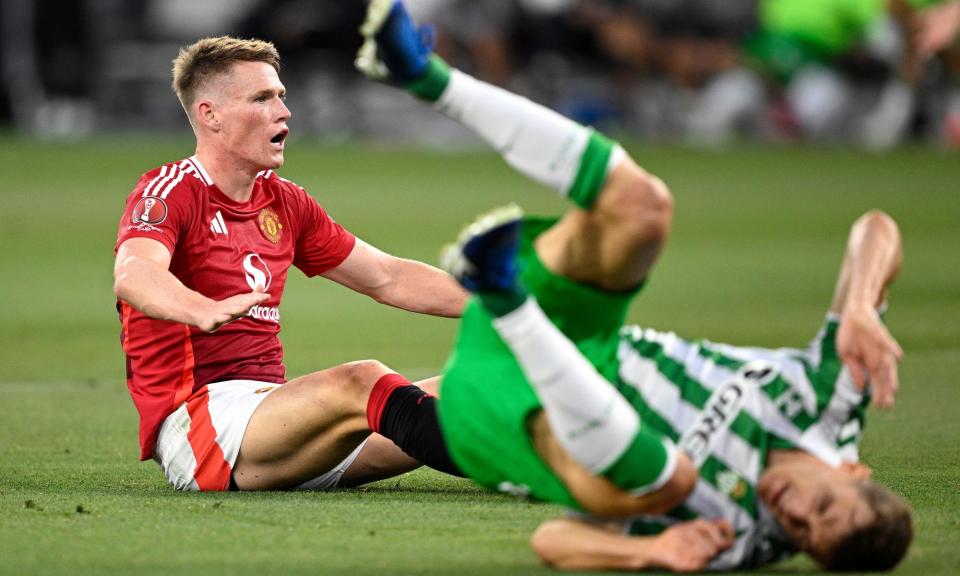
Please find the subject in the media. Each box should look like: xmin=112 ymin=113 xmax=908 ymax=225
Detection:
xmin=322 ymin=239 xmax=467 ymax=318
xmin=830 ymin=210 xmax=904 ymax=408
xmin=114 ymin=237 xmax=270 ymax=332
xmin=531 ymin=517 xmax=734 ymax=573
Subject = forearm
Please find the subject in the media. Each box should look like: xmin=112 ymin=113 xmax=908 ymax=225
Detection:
xmin=531 ymin=519 xmax=658 ymax=572
xmin=370 ymin=257 xmax=467 ymax=317
xmin=834 ymin=210 xmax=903 ymax=312
xmin=114 ymin=254 xmax=211 ymax=326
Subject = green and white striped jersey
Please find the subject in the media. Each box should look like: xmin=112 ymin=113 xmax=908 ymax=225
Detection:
xmin=611 ymin=314 xmax=869 ymax=569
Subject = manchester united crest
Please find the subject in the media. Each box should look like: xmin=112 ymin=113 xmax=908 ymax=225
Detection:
xmin=258 ymin=207 xmax=283 ymax=244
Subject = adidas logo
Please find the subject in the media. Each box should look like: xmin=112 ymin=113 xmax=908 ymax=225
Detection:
xmin=210 ymin=210 xmax=228 ymax=236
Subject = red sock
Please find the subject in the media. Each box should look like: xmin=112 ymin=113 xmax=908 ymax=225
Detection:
xmin=366 ymin=373 xmax=411 ymax=434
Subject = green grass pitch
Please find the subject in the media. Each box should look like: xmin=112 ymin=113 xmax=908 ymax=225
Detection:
xmin=1 ymin=136 xmax=958 ymax=575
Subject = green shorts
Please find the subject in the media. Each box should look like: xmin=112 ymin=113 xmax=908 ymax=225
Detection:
xmin=437 ymin=217 xmax=642 ymax=508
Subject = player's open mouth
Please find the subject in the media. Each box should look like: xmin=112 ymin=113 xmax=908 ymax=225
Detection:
xmin=270 ymin=129 xmax=288 ymax=148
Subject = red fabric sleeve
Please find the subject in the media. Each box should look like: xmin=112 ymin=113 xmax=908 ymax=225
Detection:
xmin=291 ymin=186 xmax=356 ymax=277
xmin=116 ymin=165 xmax=197 ymax=255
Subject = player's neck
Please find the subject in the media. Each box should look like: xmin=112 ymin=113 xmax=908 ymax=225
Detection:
xmin=194 ymin=149 xmax=257 ymax=203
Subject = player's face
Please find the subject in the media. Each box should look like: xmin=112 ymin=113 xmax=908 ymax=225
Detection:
xmin=213 ymin=61 xmax=290 ymax=172
xmin=758 ymin=456 xmax=874 ymax=565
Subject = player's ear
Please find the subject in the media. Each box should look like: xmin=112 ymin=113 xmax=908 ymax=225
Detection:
xmin=839 ymin=462 xmax=872 ymax=480
xmin=196 ymin=100 xmax=220 ymax=132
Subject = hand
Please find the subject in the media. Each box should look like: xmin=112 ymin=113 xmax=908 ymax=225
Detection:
xmin=195 ymin=290 xmax=271 ymax=332
xmin=649 ymin=519 xmax=734 ymax=572
xmin=836 ymin=302 xmax=903 ymax=409
xmin=915 ymin=0 xmax=960 ymax=59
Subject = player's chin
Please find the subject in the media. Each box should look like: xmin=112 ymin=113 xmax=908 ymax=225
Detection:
xmin=263 ymin=150 xmax=285 ymax=169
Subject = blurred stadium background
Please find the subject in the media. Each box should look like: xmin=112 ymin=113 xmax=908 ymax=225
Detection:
xmin=3 ymin=0 xmax=960 ymax=148
xmin=1 ymin=1 xmax=959 ymax=575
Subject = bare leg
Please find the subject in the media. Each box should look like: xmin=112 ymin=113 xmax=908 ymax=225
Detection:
xmin=233 ymin=360 xmax=396 ymax=490
xmin=536 ymin=158 xmax=674 ymax=291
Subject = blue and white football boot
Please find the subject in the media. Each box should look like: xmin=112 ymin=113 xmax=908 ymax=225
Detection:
xmin=441 ymin=204 xmax=525 ymax=295
xmin=356 ymin=0 xmax=436 ymax=83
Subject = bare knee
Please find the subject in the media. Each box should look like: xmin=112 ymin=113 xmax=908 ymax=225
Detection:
xmin=301 ymin=359 xmax=394 ymax=414
xmin=335 ymin=359 xmax=393 ymax=397
xmin=599 ymin=162 xmax=675 ymax=245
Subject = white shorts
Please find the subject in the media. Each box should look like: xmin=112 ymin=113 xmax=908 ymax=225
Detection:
xmin=154 ymin=380 xmax=367 ymax=491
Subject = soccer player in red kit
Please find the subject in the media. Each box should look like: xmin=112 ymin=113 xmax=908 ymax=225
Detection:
xmin=114 ymin=36 xmax=466 ymax=491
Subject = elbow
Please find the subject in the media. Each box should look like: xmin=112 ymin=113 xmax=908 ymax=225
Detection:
xmin=530 ymin=521 xmax=572 ymax=569
xmin=113 ymin=258 xmax=134 ymax=301
xmin=856 ymin=209 xmax=899 ymax=239
xmin=855 ymin=209 xmax=903 ymax=272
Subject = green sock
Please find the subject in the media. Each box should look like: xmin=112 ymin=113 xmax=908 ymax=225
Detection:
xmin=405 ymin=55 xmax=451 ymax=102
xmin=601 ymin=429 xmax=672 ymax=493
xmin=478 ymin=288 xmax=528 ymax=318
xmin=567 ymin=131 xmax=616 ymax=210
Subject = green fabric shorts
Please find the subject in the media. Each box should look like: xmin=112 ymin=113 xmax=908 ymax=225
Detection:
xmin=437 ymin=217 xmax=639 ymax=508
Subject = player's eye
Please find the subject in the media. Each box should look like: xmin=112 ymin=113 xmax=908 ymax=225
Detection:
xmin=817 ymin=492 xmax=834 ymax=514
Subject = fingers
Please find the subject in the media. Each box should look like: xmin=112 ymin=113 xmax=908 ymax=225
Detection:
xmin=871 ymin=357 xmax=900 ymax=409
xmin=686 ymin=519 xmax=734 ymax=565
xmin=204 ymin=291 xmax=273 ymax=332
xmin=844 ymin=359 xmax=869 ymax=391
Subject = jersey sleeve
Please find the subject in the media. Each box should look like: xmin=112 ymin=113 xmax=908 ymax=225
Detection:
xmin=116 ymin=164 xmax=198 ymax=255
xmin=289 ymin=186 xmax=356 ymax=277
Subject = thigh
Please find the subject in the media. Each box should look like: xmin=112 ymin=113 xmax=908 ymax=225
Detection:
xmin=233 ymin=360 xmax=393 ymax=490
xmin=534 ymin=160 xmax=672 ymax=292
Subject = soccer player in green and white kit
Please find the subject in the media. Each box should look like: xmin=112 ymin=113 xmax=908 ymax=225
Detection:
xmin=358 ymin=1 xmax=912 ymax=571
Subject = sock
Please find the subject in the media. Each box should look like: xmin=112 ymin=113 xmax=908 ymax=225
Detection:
xmin=492 ymin=298 xmax=640 ymax=473
xmin=366 ymin=373 xmax=464 ymax=477
xmin=424 ymin=63 xmax=626 ymax=209
xmin=478 ymin=285 xmax=528 ymax=318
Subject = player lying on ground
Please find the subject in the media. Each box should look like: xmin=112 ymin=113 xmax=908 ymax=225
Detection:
xmin=358 ymin=1 xmax=912 ymax=570
xmin=113 ymin=35 xmax=465 ymax=492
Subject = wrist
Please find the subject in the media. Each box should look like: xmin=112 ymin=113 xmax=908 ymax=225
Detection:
xmin=628 ymin=537 xmax=659 ymax=570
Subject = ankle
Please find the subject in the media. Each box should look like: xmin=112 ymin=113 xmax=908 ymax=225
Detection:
xmin=406 ymin=55 xmax=451 ymax=102
xmin=478 ymin=288 xmax=528 ymax=318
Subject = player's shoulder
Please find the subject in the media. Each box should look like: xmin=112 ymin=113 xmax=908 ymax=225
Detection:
xmin=132 ymin=156 xmax=210 ymax=202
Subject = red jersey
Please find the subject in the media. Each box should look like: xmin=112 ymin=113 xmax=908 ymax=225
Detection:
xmin=116 ymin=156 xmax=355 ymax=460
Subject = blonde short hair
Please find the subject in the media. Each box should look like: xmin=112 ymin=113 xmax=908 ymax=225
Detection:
xmin=171 ymin=36 xmax=280 ymax=109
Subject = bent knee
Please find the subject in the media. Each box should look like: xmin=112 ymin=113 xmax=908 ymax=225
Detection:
xmin=336 ymin=359 xmax=395 ymax=396
xmin=601 ymin=163 xmax=674 ymax=244
xmin=298 ymin=359 xmax=396 ymax=412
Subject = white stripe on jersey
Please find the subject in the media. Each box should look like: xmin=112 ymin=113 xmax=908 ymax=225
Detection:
xmin=188 ymin=155 xmax=213 ymax=185
xmin=158 ymin=167 xmax=187 ymax=199
xmin=145 ymin=164 xmax=181 ymax=198
xmin=618 ymin=353 xmax=763 ymax=484
xmin=619 ymin=327 xmax=845 ymax=468
xmin=210 ymin=210 xmax=228 ymax=235
xmin=143 ymin=165 xmax=170 ymax=197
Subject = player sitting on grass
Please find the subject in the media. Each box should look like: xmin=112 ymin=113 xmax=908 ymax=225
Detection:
xmin=113 ymin=35 xmax=466 ymax=493
xmin=358 ymin=0 xmax=913 ymax=571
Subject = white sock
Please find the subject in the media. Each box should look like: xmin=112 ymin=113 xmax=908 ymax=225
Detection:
xmin=492 ymin=298 xmax=639 ymax=473
xmin=436 ymin=70 xmax=625 ymax=200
